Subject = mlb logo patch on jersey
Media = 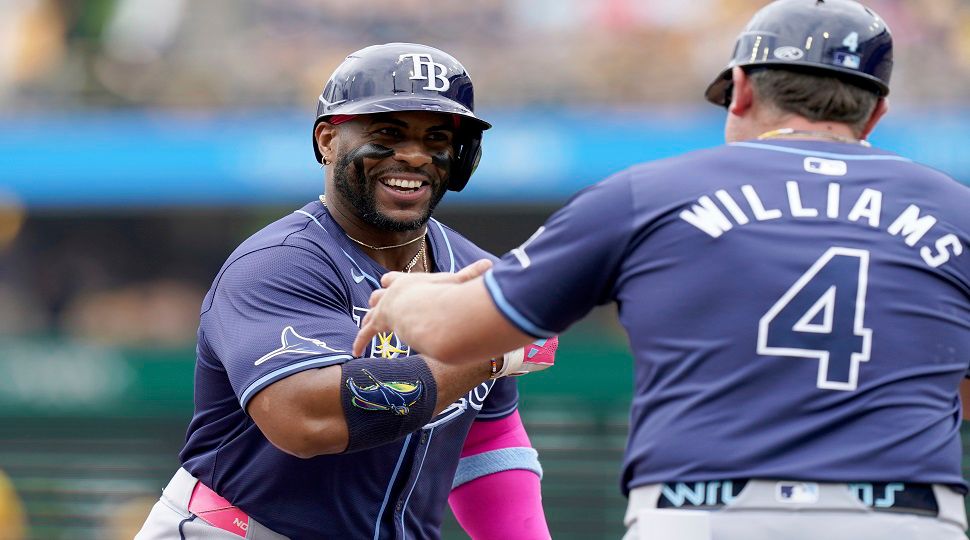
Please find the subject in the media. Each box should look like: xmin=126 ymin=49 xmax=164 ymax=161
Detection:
xmin=775 ymin=482 xmax=819 ymax=504
xmin=804 ymin=157 xmax=847 ymax=176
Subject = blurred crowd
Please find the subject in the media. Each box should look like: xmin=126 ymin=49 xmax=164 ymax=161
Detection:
xmin=2 ymin=0 xmax=970 ymax=112
xmin=0 ymin=210 xmax=244 ymax=346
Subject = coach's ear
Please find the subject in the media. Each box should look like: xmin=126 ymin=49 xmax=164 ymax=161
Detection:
xmin=315 ymin=121 xmax=338 ymax=165
xmin=859 ymin=97 xmax=889 ymax=140
xmin=728 ymin=66 xmax=754 ymax=117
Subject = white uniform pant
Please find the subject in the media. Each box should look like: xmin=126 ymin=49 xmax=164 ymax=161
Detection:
xmin=623 ymin=480 xmax=967 ymax=540
xmin=135 ymin=468 xmax=290 ymax=540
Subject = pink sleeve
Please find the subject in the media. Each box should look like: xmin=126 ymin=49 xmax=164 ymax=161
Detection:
xmin=448 ymin=411 xmax=551 ymax=539
xmin=460 ymin=410 xmax=533 ymax=457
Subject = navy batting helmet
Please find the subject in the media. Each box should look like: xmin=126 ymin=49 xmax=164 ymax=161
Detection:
xmin=313 ymin=43 xmax=491 ymax=192
xmin=705 ymin=0 xmax=893 ymax=107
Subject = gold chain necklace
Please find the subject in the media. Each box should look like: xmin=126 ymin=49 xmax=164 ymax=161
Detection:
xmin=319 ymin=195 xmax=427 ymax=250
xmin=757 ymin=128 xmax=871 ymax=147
xmin=320 ymin=195 xmax=429 ymax=273
xmin=404 ymin=237 xmax=428 ymax=273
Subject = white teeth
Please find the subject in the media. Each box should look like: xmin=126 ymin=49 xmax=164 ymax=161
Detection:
xmin=383 ymin=178 xmax=423 ymax=189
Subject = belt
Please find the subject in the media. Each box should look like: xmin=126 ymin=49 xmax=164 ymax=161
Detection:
xmin=187 ymin=479 xmax=251 ymax=538
xmin=656 ymin=479 xmax=940 ymax=516
xmin=158 ymin=468 xmax=290 ymax=539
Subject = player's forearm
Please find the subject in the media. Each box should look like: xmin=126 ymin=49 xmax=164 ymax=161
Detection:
xmin=389 ymin=278 xmax=533 ymax=365
xmin=426 ymin=354 xmax=496 ymax=414
xmin=247 ymin=364 xmax=349 ymax=458
xmin=248 ymin=355 xmax=496 ymax=458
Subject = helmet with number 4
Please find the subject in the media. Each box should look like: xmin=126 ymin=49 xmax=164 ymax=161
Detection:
xmin=313 ymin=43 xmax=491 ymax=192
xmin=705 ymin=0 xmax=893 ymax=107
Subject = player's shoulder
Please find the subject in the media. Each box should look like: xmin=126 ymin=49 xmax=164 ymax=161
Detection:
xmin=890 ymin=159 xmax=970 ymax=225
xmin=889 ymin=156 xmax=970 ymax=196
xmin=224 ymin=201 xmax=336 ymax=266
xmin=576 ymin=145 xmax=734 ymax=209
xmin=202 ymin=201 xmax=342 ymax=310
xmin=427 ymin=218 xmax=498 ymax=268
xmin=619 ymin=144 xmax=740 ymax=182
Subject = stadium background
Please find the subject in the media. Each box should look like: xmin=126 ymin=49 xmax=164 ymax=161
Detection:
xmin=0 ymin=0 xmax=969 ymax=538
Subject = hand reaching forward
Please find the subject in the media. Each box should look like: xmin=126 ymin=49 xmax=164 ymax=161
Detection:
xmin=353 ymin=259 xmax=493 ymax=357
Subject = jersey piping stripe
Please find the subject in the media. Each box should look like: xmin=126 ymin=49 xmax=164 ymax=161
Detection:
xmin=373 ymin=434 xmax=412 ymax=540
xmin=295 ymin=209 xmax=382 ymax=288
xmin=483 ymin=270 xmax=556 ymax=338
xmin=239 ymin=354 xmax=352 ymax=408
xmin=430 ymin=218 xmax=456 ymax=273
xmin=475 ymin=402 xmax=518 ymax=420
xmin=729 ymin=142 xmax=913 ymax=161
xmin=294 ymin=209 xmax=325 ymax=229
xmin=399 ymin=427 xmax=435 ymax=539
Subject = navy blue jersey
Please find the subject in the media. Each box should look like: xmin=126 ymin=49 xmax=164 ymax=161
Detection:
xmin=486 ymin=140 xmax=970 ymax=494
xmin=180 ymin=200 xmax=517 ymax=539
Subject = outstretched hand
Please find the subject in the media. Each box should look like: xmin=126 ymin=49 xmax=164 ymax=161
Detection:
xmin=353 ymin=259 xmax=493 ymax=357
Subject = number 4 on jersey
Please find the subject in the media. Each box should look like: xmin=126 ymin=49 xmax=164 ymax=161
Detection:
xmin=757 ymin=247 xmax=873 ymax=391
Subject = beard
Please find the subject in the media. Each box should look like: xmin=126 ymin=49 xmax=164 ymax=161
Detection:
xmin=332 ymin=150 xmax=448 ymax=232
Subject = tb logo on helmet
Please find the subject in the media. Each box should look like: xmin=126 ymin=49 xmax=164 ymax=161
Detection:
xmin=399 ymin=53 xmax=450 ymax=92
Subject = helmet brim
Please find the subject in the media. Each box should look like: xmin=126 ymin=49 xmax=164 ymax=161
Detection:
xmin=318 ymin=95 xmax=491 ymax=131
xmin=312 ymin=96 xmax=491 ymax=163
xmin=705 ymin=62 xmax=890 ymax=108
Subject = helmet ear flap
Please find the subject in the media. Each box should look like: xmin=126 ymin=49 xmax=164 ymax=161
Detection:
xmin=448 ymin=130 xmax=483 ymax=192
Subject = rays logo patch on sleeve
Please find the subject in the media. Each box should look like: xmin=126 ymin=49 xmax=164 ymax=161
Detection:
xmin=352 ymin=307 xmax=412 ymax=359
xmin=254 ymin=326 xmax=344 ymax=366
xmin=373 ymin=331 xmax=411 ymax=359
xmin=347 ymin=369 xmax=423 ymax=416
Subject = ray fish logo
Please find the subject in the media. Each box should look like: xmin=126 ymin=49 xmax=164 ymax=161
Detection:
xmin=347 ymin=369 xmax=423 ymax=416
xmin=254 ymin=326 xmax=344 ymax=366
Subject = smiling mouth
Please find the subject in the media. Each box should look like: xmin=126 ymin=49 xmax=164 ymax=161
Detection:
xmin=381 ymin=177 xmax=428 ymax=193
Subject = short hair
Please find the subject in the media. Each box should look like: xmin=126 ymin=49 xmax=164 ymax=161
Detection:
xmin=749 ymin=68 xmax=880 ymax=137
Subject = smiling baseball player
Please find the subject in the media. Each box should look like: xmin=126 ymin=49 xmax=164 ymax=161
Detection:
xmin=135 ymin=43 xmax=556 ymax=540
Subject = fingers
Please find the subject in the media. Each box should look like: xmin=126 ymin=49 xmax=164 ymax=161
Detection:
xmin=453 ymin=259 xmax=492 ymax=282
xmin=381 ymin=271 xmax=406 ymax=288
xmin=358 ymin=259 xmax=491 ymax=357
xmin=368 ymin=288 xmax=385 ymax=307
xmin=380 ymin=259 xmax=491 ymax=289
xmin=353 ymin=310 xmax=379 ymax=356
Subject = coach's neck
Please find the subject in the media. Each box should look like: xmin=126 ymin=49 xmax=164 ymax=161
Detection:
xmin=723 ymin=66 xmax=888 ymax=144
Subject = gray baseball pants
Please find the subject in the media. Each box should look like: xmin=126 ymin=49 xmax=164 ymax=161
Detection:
xmin=624 ymin=480 xmax=967 ymax=540
xmin=134 ymin=468 xmax=290 ymax=540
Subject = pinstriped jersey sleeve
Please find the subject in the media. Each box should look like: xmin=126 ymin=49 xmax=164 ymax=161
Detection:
xmin=199 ymin=245 xmax=356 ymax=410
xmin=486 ymin=172 xmax=635 ymax=337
